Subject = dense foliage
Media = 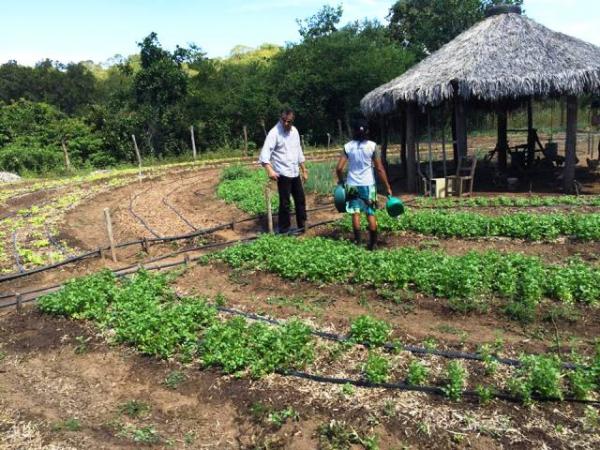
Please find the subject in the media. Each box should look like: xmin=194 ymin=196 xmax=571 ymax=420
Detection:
xmin=215 ymin=235 xmax=600 ymax=315
xmin=0 ymin=4 xmax=417 ymax=174
xmin=37 ymin=267 xmax=600 ymax=403
xmin=414 ymin=195 xmax=600 ymax=208
xmin=341 ymin=210 xmax=600 ymax=241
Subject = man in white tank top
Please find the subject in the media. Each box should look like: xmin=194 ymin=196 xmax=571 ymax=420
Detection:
xmin=336 ymin=119 xmax=392 ymax=250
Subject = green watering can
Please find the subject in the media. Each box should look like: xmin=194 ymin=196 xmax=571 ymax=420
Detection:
xmin=386 ymin=195 xmax=405 ymax=217
xmin=333 ymin=184 xmax=346 ymax=213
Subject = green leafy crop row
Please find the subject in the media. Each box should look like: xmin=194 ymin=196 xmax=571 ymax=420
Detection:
xmin=215 ymin=235 xmax=600 ymax=314
xmin=38 ymin=269 xmax=313 ymax=375
xmin=340 ymin=210 xmax=600 ymax=241
xmin=216 ymin=166 xmax=279 ymax=215
xmin=415 ymin=195 xmax=600 ymax=209
xmin=37 ymin=269 xmax=600 ymax=403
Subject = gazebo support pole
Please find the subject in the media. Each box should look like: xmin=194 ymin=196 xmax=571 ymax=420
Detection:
xmin=527 ymin=97 xmax=535 ymax=167
xmin=400 ymin=111 xmax=407 ymax=177
xmin=380 ymin=117 xmax=389 ymax=172
xmin=427 ymin=108 xmax=434 ymax=195
xmin=454 ymin=98 xmax=468 ymax=160
xmin=406 ymin=103 xmax=417 ymax=192
xmin=564 ymin=95 xmax=578 ymax=193
xmin=497 ymin=107 xmax=508 ymax=172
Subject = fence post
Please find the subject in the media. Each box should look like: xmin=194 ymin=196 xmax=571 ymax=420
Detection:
xmin=61 ymin=140 xmax=71 ymax=171
xmin=103 ymin=208 xmax=117 ymax=263
xmin=16 ymin=293 xmax=22 ymax=313
xmin=132 ymin=134 xmax=143 ymax=183
xmin=265 ymin=184 xmax=273 ymax=234
xmin=190 ymin=125 xmax=197 ymax=160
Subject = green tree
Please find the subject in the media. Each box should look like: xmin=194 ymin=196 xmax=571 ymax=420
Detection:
xmin=388 ymin=0 xmax=524 ymax=59
xmin=131 ymin=32 xmax=195 ymax=157
xmin=271 ymin=19 xmax=414 ymax=143
xmin=297 ymin=4 xmax=343 ymax=40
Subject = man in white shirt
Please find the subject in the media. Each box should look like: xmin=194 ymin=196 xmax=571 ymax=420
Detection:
xmin=259 ymin=108 xmax=308 ymax=233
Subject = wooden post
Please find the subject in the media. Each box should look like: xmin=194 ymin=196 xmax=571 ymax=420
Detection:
xmin=454 ymin=96 xmax=467 ymax=159
xmin=441 ymin=118 xmax=448 ymax=178
xmin=243 ymin=125 xmax=249 ymax=155
xmin=15 ymin=293 xmax=22 ymax=313
xmin=61 ymin=140 xmax=71 ymax=171
xmin=265 ymin=184 xmax=273 ymax=233
xmin=406 ymin=103 xmax=417 ymax=192
xmin=427 ymin=108 xmax=434 ymax=195
xmin=564 ymin=96 xmax=578 ymax=193
xmin=379 ymin=117 xmax=389 ymax=170
xmin=301 ymin=134 xmax=305 ymax=149
xmin=190 ymin=125 xmax=197 ymax=160
xmin=400 ymin=111 xmax=407 ymax=176
xmin=527 ymin=98 xmax=535 ymax=168
xmin=337 ymin=119 xmax=343 ymax=142
xmin=103 ymin=208 xmax=117 ymax=263
xmin=497 ymin=108 xmax=508 ymax=172
xmin=132 ymin=134 xmax=143 ymax=182
xmin=327 ymin=133 xmax=331 ymax=150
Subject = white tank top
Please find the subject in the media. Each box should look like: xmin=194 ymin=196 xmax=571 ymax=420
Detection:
xmin=344 ymin=140 xmax=377 ymax=187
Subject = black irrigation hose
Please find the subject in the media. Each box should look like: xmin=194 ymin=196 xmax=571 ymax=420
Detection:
xmin=0 ymin=221 xmax=234 ymax=284
xmin=277 ymin=370 xmax=600 ymax=406
xmin=11 ymin=231 xmax=25 ymax=274
xmin=0 ymin=219 xmax=336 ymax=302
xmin=162 ymin=194 xmax=197 ymax=231
xmin=215 ymin=305 xmax=581 ymax=371
xmin=45 ymin=225 xmax=74 ymax=258
xmin=128 ymin=187 xmax=162 ymax=238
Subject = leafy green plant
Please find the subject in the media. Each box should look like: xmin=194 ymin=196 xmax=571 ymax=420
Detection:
xmin=508 ymin=355 xmax=564 ymax=403
xmin=164 ymin=371 xmax=187 ymax=390
xmin=215 ymin=235 xmax=600 ymax=312
xmin=119 ymin=400 xmax=150 ymax=419
xmin=475 ymin=384 xmax=494 ymax=405
xmin=363 ymin=352 xmax=390 ymax=384
xmin=201 ymin=317 xmax=314 ymax=377
xmin=406 ymin=360 xmax=429 ymax=385
xmin=51 ymin=418 xmax=82 ymax=432
xmin=318 ymin=420 xmax=379 ymax=450
xmin=478 ymin=344 xmax=499 ymax=375
xmin=567 ymin=368 xmax=596 ymax=400
xmin=267 ymin=407 xmax=299 ymax=428
xmin=442 ymin=361 xmax=466 ymax=401
xmin=349 ymin=315 xmax=391 ymax=347
xmin=341 ymin=383 xmax=356 ymax=396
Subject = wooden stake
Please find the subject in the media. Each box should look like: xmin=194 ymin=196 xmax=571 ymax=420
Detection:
xmin=337 ymin=119 xmax=343 ymax=141
xmin=265 ymin=184 xmax=273 ymax=234
xmin=61 ymin=140 xmax=71 ymax=171
xmin=190 ymin=125 xmax=197 ymax=160
xmin=132 ymin=134 xmax=143 ymax=182
xmin=564 ymin=96 xmax=578 ymax=193
xmin=103 ymin=208 xmax=117 ymax=263
xmin=243 ymin=125 xmax=249 ymax=156
xmin=327 ymin=133 xmax=331 ymax=150
xmin=15 ymin=293 xmax=22 ymax=313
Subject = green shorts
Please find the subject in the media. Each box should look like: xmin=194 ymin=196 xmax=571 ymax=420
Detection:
xmin=346 ymin=185 xmax=377 ymax=216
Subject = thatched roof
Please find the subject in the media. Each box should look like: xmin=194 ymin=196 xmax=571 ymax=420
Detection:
xmin=361 ymin=11 xmax=600 ymax=115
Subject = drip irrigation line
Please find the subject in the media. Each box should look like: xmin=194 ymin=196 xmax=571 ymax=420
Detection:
xmin=45 ymin=225 xmax=74 ymax=258
xmin=215 ymin=306 xmax=581 ymax=371
xmin=128 ymin=186 xmax=162 ymax=238
xmin=162 ymin=195 xmax=197 ymax=231
xmin=11 ymin=231 xmax=25 ymax=274
xmin=277 ymin=370 xmax=600 ymax=406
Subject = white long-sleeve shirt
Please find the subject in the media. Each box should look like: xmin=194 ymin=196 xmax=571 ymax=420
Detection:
xmin=259 ymin=121 xmax=305 ymax=178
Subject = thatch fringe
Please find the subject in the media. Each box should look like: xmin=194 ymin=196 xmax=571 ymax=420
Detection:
xmin=361 ymin=13 xmax=600 ymax=115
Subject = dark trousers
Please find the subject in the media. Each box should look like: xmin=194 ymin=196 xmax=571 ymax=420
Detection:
xmin=277 ymin=175 xmax=307 ymax=232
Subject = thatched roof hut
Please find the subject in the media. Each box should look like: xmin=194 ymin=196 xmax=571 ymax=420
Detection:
xmin=362 ymin=5 xmax=600 ymax=193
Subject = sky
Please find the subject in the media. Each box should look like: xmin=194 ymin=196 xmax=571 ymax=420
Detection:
xmin=1 ymin=0 xmax=600 ymax=66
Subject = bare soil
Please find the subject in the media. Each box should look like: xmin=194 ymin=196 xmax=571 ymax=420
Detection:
xmin=2 ymin=158 xmax=600 ymax=449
